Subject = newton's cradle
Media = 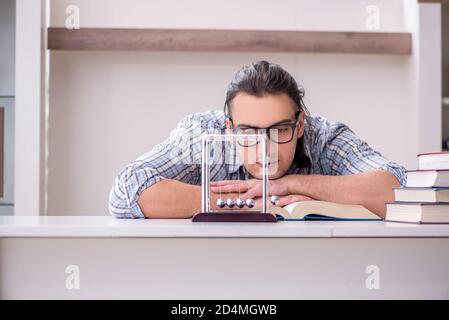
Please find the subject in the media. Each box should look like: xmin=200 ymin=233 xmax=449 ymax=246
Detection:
xmin=192 ymin=133 xmax=279 ymax=223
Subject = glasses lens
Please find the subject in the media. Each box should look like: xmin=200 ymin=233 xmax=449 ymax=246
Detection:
xmin=234 ymin=128 xmax=259 ymax=147
xmin=269 ymin=125 xmax=294 ymax=144
xmin=233 ymin=124 xmax=295 ymax=146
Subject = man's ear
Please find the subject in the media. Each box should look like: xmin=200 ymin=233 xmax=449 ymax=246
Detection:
xmin=225 ymin=117 xmax=231 ymax=129
xmin=296 ymin=112 xmax=305 ymax=138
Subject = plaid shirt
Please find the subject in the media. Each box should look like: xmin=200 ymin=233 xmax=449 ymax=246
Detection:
xmin=109 ymin=110 xmax=406 ymax=218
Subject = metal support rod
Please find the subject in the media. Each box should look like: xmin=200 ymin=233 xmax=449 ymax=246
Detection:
xmin=201 ymin=136 xmax=208 ymax=212
xmin=261 ymin=135 xmax=268 ymax=213
xmin=201 ymin=134 xmax=268 ymax=213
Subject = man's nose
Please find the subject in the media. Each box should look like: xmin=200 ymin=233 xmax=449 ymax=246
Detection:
xmin=255 ymin=140 xmax=277 ymax=162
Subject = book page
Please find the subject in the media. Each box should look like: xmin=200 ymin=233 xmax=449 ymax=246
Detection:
xmin=266 ymin=205 xmax=296 ymax=219
xmin=284 ymin=200 xmax=378 ymax=219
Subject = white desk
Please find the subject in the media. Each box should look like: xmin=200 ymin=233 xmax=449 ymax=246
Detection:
xmin=1 ymin=216 xmax=449 ymax=299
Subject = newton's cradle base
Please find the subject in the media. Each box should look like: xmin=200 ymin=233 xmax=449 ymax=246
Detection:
xmin=192 ymin=211 xmax=278 ymax=223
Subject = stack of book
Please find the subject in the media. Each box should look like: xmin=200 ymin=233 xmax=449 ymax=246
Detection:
xmin=386 ymin=152 xmax=449 ymax=223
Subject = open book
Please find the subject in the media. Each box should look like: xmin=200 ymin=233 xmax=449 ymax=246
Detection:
xmin=267 ymin=200 xmax=382 ymax=221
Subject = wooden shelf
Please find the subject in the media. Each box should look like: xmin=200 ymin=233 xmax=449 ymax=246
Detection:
xmin=47 ymin=28 xmax=412 ymax=55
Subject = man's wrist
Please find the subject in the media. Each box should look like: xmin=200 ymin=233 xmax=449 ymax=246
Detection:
xmin=285 ymin=174 xmax=302 ymax=194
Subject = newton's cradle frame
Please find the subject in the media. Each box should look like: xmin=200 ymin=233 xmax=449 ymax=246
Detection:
xmin=192 ymin=133 xmax=278 ymax=223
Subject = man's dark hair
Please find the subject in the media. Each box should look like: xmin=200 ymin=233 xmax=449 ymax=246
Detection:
xmin=224 ymin=60 xmax=309 ymax=117
xmin=223 ymin=60 xmax=311 ymax=171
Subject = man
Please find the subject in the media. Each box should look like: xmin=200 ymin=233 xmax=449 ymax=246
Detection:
xmin=109 ymin=60 xmax=405 ymax=219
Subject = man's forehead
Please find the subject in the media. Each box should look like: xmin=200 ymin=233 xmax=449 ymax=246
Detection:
xmin=230 ymin=93 xmax=297 ymax=125
xmin=231 ymin=109 xmax=298 ymax=128
xmin=233 ymin=117 xmax=296 ymax=128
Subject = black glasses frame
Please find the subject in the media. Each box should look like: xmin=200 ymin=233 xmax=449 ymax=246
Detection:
xmin=227 ymin=109 xmax=301 ymax=145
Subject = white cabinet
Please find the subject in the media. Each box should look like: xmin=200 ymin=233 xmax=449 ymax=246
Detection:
xmin=0 ymin=0 xmax=15 ymax=215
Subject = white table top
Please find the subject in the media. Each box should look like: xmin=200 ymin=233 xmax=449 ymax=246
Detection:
xmin=1 ymin=216 xmax=449 ymax=238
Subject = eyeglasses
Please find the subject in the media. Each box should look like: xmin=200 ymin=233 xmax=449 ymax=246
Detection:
xmin=231 ymin=123 xmax=297 ymax=147
xmin=229 ymin=116 xmax=300 ymax=148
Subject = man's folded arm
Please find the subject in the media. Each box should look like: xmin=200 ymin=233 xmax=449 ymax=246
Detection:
xmin=291 ymin=121 xmax=408 ymax=216
xmin=320 ymin=121 xmax=406 ymax=186
xmin=108 ymin=114 xmax=202 ymax=219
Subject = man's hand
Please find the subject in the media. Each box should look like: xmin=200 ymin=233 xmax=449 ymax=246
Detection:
xmin=210 ymin=175 xmax=313 ymax=207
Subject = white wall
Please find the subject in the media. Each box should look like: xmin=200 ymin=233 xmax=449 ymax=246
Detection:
xmin=47 ymin=0 xmax=438 ymax=215
xmin=49 ymin=0 xmax=405 ymax=31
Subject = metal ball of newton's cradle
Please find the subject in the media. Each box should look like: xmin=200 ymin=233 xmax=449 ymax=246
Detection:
xmin=245 ymin=198 xmax=255 ymax=208
xmin=235 ymin=198 xmax=245 ymax=208
xmin=216 ymin=198 xmax=226 ymax=208
xmin=226 ymin=198 xmax=235 ymax=208
xmin=270 ymin=195 xmax=280 ymax=206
